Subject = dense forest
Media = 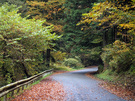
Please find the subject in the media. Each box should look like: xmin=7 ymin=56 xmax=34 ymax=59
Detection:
xmin=0 ymin=0 xmax=134 ymax=89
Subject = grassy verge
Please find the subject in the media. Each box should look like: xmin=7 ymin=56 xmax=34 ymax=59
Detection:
xmin=96 ymin=69 xmax=135 ymax=86
xmin=95 ymin=69 xmax=135 ymax=100
xmin=96 ymin=69 xmax=135 ymax=96
xmin=96 ymin=70 xmax=118 ymax=82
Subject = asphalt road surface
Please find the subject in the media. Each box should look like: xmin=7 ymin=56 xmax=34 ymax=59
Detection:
xmin=52 ymin=67 xmax=126 ymax=101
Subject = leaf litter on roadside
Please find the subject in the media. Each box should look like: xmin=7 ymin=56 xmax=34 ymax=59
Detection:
xmin=86 ymin=73 xmax=135 ymax=101
xmin=11 ymin=77 xmax=66 ymax=101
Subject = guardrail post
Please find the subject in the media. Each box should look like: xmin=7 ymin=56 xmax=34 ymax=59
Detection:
xmin=22 ymin=85 xmax=24 ymax=91
xmin=11 ymin=90 xmax=14 ymax=97
xmin=3 ymin=94 xmax=7 ymax=101
xmin=24 ymin=85 xmax=27 ymax=89
xmin=46 ymin=49 xmax=50 ymax=67
xmin=17 ymin=88 xmax=20 ymax=94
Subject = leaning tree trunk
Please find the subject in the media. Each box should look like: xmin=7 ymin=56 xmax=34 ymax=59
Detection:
xmin=21 ymin=62 xmax=30 ymax=77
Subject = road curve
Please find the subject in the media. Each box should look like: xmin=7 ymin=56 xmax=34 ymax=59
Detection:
xmin=52 ymin=67 xmax=126 ymax=101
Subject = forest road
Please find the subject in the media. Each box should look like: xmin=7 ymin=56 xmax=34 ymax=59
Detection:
xmin=52 ymin=67 xmax=126 ymax=101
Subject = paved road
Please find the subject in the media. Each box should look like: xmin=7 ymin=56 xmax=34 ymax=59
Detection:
xmin=52 ymin=67 xmax=126 ymax=101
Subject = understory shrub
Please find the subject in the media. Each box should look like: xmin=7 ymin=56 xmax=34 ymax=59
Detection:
xmin=98 ymin=65 xmax=104 ymax=73
xmin=50 ymin=64 xmax=73 ymax=71
xmin=63 ymin=58 xmax=84 ymax=69
xmin=101 ymin=40 xmax=135 ymax=73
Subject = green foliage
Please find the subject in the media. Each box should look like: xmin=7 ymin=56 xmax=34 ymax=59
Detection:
xmin=58 ymin=0 xmax=103 ymax=68
xmin=129 ymin=65 xmax=135 ymax=75
xmin=62 ymin=0 xmax=97 ymax=55
xmin=26 ymin=0 xmax=65 ymax=33
xmin=26 ymin=0 xmax=65 ymax=20
xmin=79 ymin=0 xmax=135 ymax=44
xmin=78 ymin=0 xmax=135 ymax=74
xmin=63 ymin=58 xmax=84 ymax=69
xmin=101 ymin=40 xmax=135 ymax=73
xmin=51 ymin=51 xmax=67 ymax=63
xmin=5 ymin=73 xmax=12 ymax=84
xmin=97 ymin=67 xmax=135 ymax=91
xmin=96 ymin=70 xmax=116 ymax=81
xmin=87 ymin=47 xmax=102 ymax=61
xmin=81 ymin=47 xmax=102 ymax=66
xmin=0 ymin=3 xmax=60 ymax=86
xmin=98 ymin=65 xmax=104 ymax=73
xmin=50 ymin=64 xmax=74 ymax=71
xmin=0 ymin=0 xmax=27 ymax=17
xmin=6 ymin=0 xmax=25 ymax=6
xmin=74 ymin=56 xmax=82 ymax=63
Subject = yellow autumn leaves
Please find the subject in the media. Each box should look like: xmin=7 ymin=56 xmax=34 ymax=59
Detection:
xmin=78 ymin=0 xmax=135 ymax=43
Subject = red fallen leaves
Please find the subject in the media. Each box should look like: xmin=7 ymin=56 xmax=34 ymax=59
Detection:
xmin=12 ymin=77 xmax=66 ymax=101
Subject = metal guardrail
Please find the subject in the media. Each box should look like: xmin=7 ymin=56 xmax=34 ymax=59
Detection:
xmin=0 ymin=69 xmax=53 ymax=101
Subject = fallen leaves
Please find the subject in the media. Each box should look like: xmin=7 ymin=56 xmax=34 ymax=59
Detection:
xmin=99 ymin=82 xmax=135 ymax=101
xmin=86 ymin=73 xmax=135 ymax=101
xmin=11 ymin=77 xmax=66 ymax=101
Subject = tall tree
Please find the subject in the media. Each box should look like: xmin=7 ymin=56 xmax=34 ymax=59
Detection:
xmin=79 ymin=0 xmax=135 ymax=45
xmin=58 ymin=0 xmax=104 ymax=66
xmin=78 ymin=0 xmax=135 ymax=70
xmin=0 ymin=3 xmax=60 ymax=86
xmin=62 ymin=0 xmax=97 ymax=55
xmin=26 ymin=0 xmax=65 ymax=34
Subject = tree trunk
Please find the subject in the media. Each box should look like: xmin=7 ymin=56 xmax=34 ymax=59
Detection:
xmin=46 ymin=49 xmax=50 ymax=67
xmin=42 ymin=51 xmax=46 ymax=64
xmin=103 ymin=31 xmax=107 ymax=47
xmin=21 ymin=63 xmax=30 ymax=77
xmin=1 ymin=41 xmax=8 ymax=78
xmin=1 ymin=52 xmax=8 ymax=78
xmin=111 ymin=26 xmax=115 ymax=43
